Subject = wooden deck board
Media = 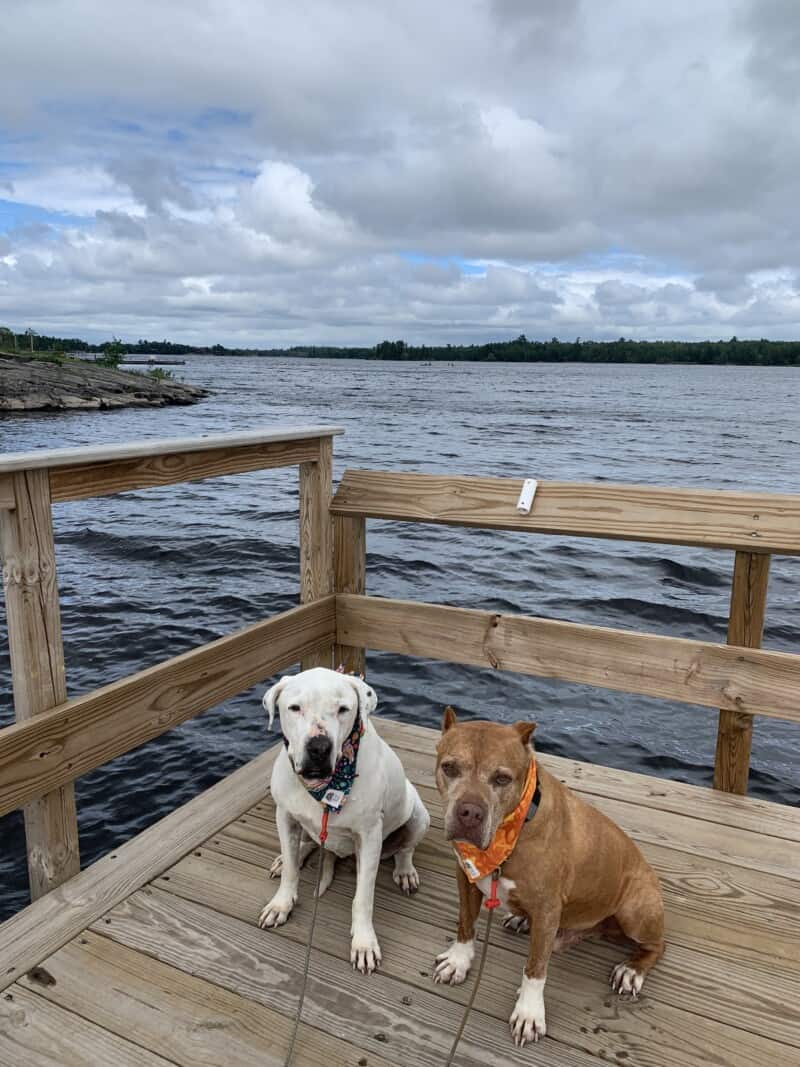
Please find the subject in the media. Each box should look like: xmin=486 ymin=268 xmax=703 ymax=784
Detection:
xmin=17 ymin=931 xmax=394 ymax=1067
xmin=0 ymin=985 xmax=174 ymax=1067
xmin=2 ymin=719 xmax=799 ymax=1066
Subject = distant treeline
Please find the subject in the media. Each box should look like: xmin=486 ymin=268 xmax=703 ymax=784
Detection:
xmin=6 ymin=331 xmax=800 ymax=365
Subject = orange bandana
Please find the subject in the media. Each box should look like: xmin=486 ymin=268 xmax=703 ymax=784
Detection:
xmin=453 ymin=759 xmax=538 ymax=883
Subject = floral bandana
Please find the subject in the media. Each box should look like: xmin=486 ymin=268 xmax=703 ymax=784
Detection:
xmin=283 ymin=668 xmax=366 ymax=811
xmin=453 ymin=759 xmax=538 ymax=883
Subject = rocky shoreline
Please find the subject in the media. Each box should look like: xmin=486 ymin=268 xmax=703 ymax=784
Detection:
xmin=0 ymin=354 xmax=208 ymax=411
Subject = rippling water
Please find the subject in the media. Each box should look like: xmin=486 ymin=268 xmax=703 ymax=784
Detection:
xmin=1 ymin=358 xmax=799 ymax=919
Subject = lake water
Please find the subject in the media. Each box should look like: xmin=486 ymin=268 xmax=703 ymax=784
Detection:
xmin=1 ymin=357 xmax=799 ymax=919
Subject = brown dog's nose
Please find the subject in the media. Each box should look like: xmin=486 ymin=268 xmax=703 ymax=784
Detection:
xmin=456 ymin=801 xmax=485 ymax=829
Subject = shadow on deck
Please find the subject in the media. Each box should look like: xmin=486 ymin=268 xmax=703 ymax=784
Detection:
xmin=2 ymin=718 xmax=799 ymax=1067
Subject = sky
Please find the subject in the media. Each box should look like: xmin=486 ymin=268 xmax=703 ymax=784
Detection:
xmin=1 ymin=0 xmax=799 ymax=347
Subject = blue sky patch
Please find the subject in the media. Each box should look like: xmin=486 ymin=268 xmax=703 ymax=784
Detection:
xmin=0 ymin=199 xmax=88 ymax=233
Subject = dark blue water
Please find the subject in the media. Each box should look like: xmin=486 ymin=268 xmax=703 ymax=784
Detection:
xmin=1 ymin=358 xmax=799 ymax=920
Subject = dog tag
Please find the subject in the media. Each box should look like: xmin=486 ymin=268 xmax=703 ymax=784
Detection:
xmin=322 ymin=788 xmax=345 ymax=809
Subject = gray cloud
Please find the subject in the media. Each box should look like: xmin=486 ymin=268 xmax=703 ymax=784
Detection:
xmin=1 ymin=0 xmax=799 ymax=343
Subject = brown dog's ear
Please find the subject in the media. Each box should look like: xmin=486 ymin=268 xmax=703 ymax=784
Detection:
xmin=442 ymin=705 xmax=458 ymax=732
xmin=513 ymin=721 xmax=537 ymax=747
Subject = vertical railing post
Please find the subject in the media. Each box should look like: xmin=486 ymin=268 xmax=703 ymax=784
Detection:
xmin=334 ymin=514 xmax=366 ymax=675
xmin=298 ymin=436 xmax=334 ymax=669
xmin=713 ymin=550 xmax=771 ymax=795
xmin=0 ymin=469 xmax=80 ymax=898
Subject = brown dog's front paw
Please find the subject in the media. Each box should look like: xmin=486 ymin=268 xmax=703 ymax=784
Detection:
xmin=433 ymin=940 xmax=474 ymax=985
xmin=510 ymin=977 xmax=547 ymax=1046
xmin=503 ymin=913 xmax=530 ymax=935
xmin=610 ymin=962 xmax=644 ymax=997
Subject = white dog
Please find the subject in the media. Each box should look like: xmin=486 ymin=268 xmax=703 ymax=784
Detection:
xmin=259 ymin=666 xmax=430 ymax=973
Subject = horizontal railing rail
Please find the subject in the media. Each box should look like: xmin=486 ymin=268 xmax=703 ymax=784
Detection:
xmin=0 ymin=426 xmax=343 ymax=503
xmin=336 ymin=593 xmax=800 ymax=723
xmin=331 ymin=469 xmax=800 ymax=554
xmin=0 ymin=426 xmax=341 ymax=903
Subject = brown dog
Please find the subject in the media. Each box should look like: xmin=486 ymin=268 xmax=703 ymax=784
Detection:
xmin=434 ymin=709 xmax=665 ymax=1046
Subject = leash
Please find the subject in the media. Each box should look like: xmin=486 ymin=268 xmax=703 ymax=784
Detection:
xmin=283 ymin=809 xmax=330 ymax=1067
xmin=444 ymin=868 xmax=501 ymax=1067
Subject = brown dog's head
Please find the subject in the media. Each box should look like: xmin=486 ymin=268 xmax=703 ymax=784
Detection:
xmin=435 ymin=707 xmax=536 ymax=849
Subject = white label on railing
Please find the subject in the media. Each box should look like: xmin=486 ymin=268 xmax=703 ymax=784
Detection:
xmin=517 ymin=479 xmax=538 ymax=514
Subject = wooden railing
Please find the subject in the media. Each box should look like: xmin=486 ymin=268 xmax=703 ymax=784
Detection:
xmin=331 ymin=469 xmax=800 ymax=797
xmin=3 ymin=438 xmax=799 ymax=908
xmin=0 ymin=427 xmax=341 ymax=901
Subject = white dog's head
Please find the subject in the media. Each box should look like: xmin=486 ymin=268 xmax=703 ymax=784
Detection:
xmin=263 ymin=667 xmax=377 ymax=781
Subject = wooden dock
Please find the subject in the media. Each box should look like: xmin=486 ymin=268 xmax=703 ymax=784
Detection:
xmin=2 ymin=718 xmax=799 ymax=1065
xmin=2 ymin=426 xmax=800 ymax=1065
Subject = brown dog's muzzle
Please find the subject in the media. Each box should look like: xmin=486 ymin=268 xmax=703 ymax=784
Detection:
xmin=446 ymin=794 xmax=490 ymax=848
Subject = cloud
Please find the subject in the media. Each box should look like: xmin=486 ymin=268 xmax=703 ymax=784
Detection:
xmin=1 ymin=0 xmax=799 ymax=343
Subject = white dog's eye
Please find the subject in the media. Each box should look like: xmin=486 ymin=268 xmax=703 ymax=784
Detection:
xmin=337 ymin=704 xmax=349 ymax=715
xmin=288 ymin=704 xmax=301 ymax=713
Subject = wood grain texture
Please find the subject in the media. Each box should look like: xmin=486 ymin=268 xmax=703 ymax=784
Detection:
xmin=98 ymin=886 xmax=602 ymax=1067
xmin=0 ymin=746 xmax=278 ymax=994
xmin=337 ymin=593 xmax=800 ymax=721
xmin=333 ymin=513 xmax=366 ymax=673
xmin=20 ymin=931 xmax=392 ymax=1067
xmin=0 ymin=469 xmax=79 ymax=900
xmin=331 ymin=468 xmax=800 ymax=553
xmin=715 ymin=551 xmax=771 ymax=794
xmin=0 ymin=985 xmax=174 ymax=1067
xmin=0 ymin=425 xmax=343 ymax=474
xmin=50 ymin=437 xmax=322 ymax=502
xmin=299 ymin=436 xmax=334 ymax=670
xmin=0 ymin=474 xmax=14 ymax=510
xmin=0 ymin=597 xmax=334 ymax=817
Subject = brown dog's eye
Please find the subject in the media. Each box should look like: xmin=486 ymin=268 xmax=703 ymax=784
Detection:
xmin=492 ymin=772 xmax=512 ymax=787
xmin=441 ymin=761 xmax=460 ymax=779
xmin=288 ymin=704 xmax=301 ymax=713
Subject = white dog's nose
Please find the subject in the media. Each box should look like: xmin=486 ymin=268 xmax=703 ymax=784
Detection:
xmin=300 ymin=734 xmax=334 ymax=778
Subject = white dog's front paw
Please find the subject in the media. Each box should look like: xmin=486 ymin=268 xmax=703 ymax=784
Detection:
xmin=268 ymin=855 xmax=283 ymax=879
xmin=510 ymin=976 xmax=546 ymax=1046
xmin=393 ymin=866 xmax=420 ymax=895
xmin=433 ymin=940 xmax=474 ymax=985
xmin=258 ymin=893 xmax=294 ymax=929
xmin=350 ymin=928 xmax=382 ymax=974
xmin=503 ymin=913 xmax=530 ymax=935
xmin=610 ymin=961 xmax=645 ymax=997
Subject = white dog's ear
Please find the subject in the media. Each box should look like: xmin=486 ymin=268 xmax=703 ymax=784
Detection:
xmin=263 ymin=676 xmax=291 ymax=728
xmin=346 ymin=675 xmax=377 ymax=718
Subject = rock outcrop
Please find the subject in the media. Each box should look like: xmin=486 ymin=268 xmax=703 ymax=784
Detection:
xmin=0 ymin=355 xmax=208 ymax=411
